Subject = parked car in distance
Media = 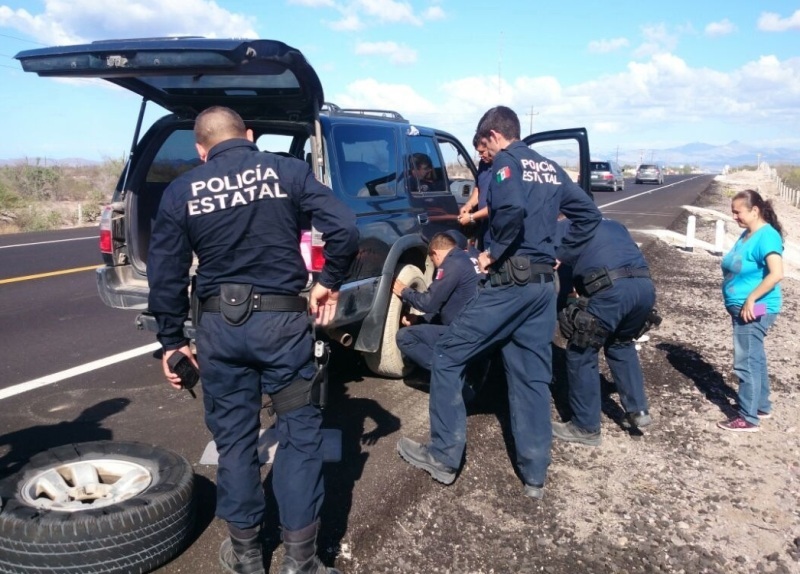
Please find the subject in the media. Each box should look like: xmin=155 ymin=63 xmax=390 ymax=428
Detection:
xmin=590 ymin=160 xmax=624 ymax=192
xmin=635 ymin=164 xmax=664 ymax=185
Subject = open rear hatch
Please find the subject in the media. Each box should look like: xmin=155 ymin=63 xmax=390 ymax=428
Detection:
xmin=15 ymin=37 xmax=324 ymax=121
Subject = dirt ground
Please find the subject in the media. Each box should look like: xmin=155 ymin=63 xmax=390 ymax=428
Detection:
xmin=334 ymin=171 xmax=800 ymax=574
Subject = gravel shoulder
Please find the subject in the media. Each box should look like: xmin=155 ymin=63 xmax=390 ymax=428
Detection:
xmin=337 ymin=171 xmax=800 ymax=574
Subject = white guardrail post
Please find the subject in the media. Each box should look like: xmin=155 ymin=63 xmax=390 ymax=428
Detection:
xmin=684 ymin=215 xmax=696 ymax=252
xmin=713 ymin=220 xmax=725 ymax=256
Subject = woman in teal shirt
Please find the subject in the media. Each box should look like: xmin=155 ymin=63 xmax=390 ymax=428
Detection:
xmin=718 ymin=189 xmax=784 ymax=432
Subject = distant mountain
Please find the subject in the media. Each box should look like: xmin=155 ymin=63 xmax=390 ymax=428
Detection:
xmin=594 ymin=141 xmax=800 ymax=172
xmin=0 ymin=157 xmax=101 ymax=167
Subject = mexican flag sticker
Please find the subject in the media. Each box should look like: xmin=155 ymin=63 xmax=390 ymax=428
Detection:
xmin=496 ymin=166 xmax=511 ymax=183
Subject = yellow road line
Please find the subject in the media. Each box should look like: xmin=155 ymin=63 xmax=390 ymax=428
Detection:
xmin=0 ymin=265 xmax=99 ymax=285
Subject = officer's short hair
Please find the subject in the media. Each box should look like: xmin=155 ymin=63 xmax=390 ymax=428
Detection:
xmin=444 ymin=229 xmax=468 ymax=250
xmin=428 ymin=232 xmax=457 ymax=254
xmin=476 ymin=106 xmax=521 ymax=141
xmin=195 ymin=106 xmax=247 ymax=148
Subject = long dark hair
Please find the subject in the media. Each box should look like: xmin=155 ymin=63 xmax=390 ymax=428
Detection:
xmin=733 ymin=189 xmax=785 ymax=240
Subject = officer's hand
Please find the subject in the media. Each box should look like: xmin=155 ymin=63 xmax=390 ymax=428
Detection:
xmin=310 ymin=283 xmax=338 ymax=326
xmin=478 ymin=250 xmax=494 ymax=273
xmin=400 ymin=313 xmax=419 ymax=327
xmin=162 ymin=345 xmax=197 ymax=390
xmin=392 ymin=279 xmax=406 ymax=297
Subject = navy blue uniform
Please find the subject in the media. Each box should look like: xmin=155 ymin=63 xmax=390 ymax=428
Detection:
xmin=148 ymin=139 xmax=358 ymax=531
xmin=396 ymin=248 xmax=480 ymax=371
xmin=557 ymin=218 xmax=655 ymax=432
xmin=474 ymin=159 xmax=492 ymax=250
xmin=428 ymin=141 xmax=601 ymax=489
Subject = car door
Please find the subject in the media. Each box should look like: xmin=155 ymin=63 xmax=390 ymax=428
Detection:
xmin=523 ymin=127 xmax=592 ymax=197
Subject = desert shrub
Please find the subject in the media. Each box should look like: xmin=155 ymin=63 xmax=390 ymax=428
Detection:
xmin=0 ymin=181 xmax=22 ymax=210
xmin=13 ymin=204 xmax=66 ymax=231
xmin=777 ymin=165 xmax=800 ymax=189
xmin=2 ymin=161 xmax=64 ymax=201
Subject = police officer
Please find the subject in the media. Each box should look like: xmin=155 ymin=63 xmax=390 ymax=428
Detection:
xmin=148 ymin=106 xmax=358 ymax=574
xmin=554 ymin=217 xmax=657 ymax=446
xmin=396 ymin=105 xmax=602 ymax=499
xmin=457 ymin=134 xmax=493 ymax=251
xmin=393 ymin=231 xmax=480 ymax=373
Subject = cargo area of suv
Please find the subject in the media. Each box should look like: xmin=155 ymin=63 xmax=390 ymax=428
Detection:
xmin=16 ymin=37 xmax=593 ymax=378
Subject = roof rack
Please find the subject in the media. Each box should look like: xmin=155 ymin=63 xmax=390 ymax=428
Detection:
xmin=321 ymin=102 xmax=406 ymax=121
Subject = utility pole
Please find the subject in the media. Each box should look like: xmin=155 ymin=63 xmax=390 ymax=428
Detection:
xmin=526 ymin=106 xmax=539 ymax=134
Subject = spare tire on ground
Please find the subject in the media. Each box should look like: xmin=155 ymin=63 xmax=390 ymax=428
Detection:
xmin=0 ymin=440 xmax=195 ymax=574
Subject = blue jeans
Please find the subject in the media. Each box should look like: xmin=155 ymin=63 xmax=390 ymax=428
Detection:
xmin=728 ymin=307 xmax=778 ymax=425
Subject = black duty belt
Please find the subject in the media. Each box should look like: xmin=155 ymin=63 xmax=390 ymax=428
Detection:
xmin=606 ymin=267 xmax=651 ymax=281
xmin=201 ymin=294 xmax=307 ymax=313
xmin=488 ymin=258 xmax=555 ymax=287
xmin=579 ymin=266 xmax=651 ymax=297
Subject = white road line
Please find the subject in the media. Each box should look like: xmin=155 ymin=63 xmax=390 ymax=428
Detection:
xmin=0 ymin=236 xmax=96 ymax=250
xmin=597 ymin=176 xmax=705 ymax=210
xmin=0 ymin=342 xmax=161 ymax=400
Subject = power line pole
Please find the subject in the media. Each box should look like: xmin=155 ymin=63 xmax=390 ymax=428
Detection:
xmin=526 ymin=106 xmax=539 ymax=134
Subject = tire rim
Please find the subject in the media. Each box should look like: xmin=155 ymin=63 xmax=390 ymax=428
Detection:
xmin=20 ymin=459 xmax=153 ymax=512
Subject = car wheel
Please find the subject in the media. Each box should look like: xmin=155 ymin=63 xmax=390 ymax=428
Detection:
xmin=635 ymin=179 xmax=641 ymax=184
xmin=363 ymin=264 xmax=426 ymax=378
xmin=0 ymin=441 xmax=195 ymax=574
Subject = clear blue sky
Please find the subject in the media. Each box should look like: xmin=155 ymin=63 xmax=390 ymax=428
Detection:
xmin=1 ymin=0 xmax=799 ymax=162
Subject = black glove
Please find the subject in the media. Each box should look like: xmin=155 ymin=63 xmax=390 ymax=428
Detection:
xmin=558 ymin=305 xmax=577 ymax=339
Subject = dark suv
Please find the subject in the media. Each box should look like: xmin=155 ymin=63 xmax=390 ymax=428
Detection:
xmin=16 ymin=37 xmax=592 ymax=378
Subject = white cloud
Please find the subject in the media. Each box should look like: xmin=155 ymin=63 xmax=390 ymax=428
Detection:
xmin=354 ymin=41 xmax=417 ymax=65
xmin=0 ymin=0 xmax=258 ymax=45
xmin=423 ymin=6 xmax=446 ymax=21
xmin=705 ymin=18 xmax=737 ymax=37
xmin=356 ymin=0 xmax=421 ymax=25
xmin=758 ymin=9 xmax=800 ymax=32
xmin=433 ymin=52 xmax=800 ymax=150
xmin=333 ymin=78 xmax=437 ymax=114
xmin=633 ymin=23 xmax=679 ymax=58
xmin=587 ymin=37 xmax=629 ymax=54
xmin=288 ymin=0 xmax=336 ymax=6
xmin=329 ymin=14 xmax=362 ymax=31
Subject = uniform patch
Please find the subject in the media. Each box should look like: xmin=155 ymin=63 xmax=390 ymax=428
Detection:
xmin=496 ymin=166 xmax=511 ymax=183
xmin=436 ymin=269 xmax=444 ymax=280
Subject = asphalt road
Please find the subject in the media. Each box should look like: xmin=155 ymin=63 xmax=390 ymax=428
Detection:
xmin=0 ymin=173 xmax=715 ymax=573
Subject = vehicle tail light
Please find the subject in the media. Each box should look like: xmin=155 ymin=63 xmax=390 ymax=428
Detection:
xmin=99 ymin=205 xmax=113 ymax=254
xmin=603 ymin=174 xmax=613 ymax=181
xmin=301 ymin=228 xmax=326 ymax=272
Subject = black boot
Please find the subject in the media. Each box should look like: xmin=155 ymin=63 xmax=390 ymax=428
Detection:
xmin=219 ymin=525 xmax=265 ymax=574
xmin=278 ymin=521 xmax=340 ymax=574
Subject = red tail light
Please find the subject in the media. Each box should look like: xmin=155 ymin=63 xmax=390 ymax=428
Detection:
xmin=301 ymin=229 xmax=326 ymax=272
xmin=99 ymin=205 xmax=113 ymax=254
